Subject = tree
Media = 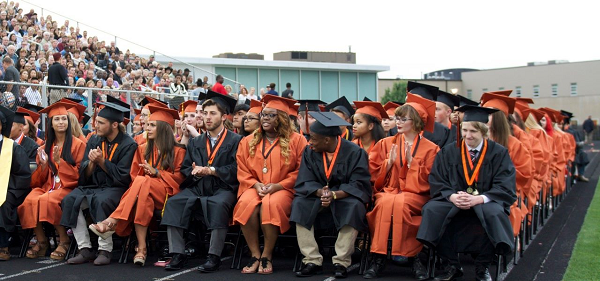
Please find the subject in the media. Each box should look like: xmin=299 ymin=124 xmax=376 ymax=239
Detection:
xmin=381 ymin=81 xmax=407 ymax=104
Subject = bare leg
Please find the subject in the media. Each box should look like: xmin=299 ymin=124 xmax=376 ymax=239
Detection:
xmin=33 ymin=222 xmax=47 ymax=243
xmin=55 ymin=225 xmax=70 ymax=244
xmin=134 ymin=224 xmax=148 ymax=250
xmin=259 ymin=222 xmax=279 ymax=274
xmin=240 ymin=206 xmax=261 ymax=272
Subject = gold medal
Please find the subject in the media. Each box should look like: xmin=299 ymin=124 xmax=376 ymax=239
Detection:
xmin=54 ymin=175 xmax=60 ymax=183
xmin=467 ymin=187 xmax=473 ymax=194
xmin=262 ymin=167 xmax=268 ymax=174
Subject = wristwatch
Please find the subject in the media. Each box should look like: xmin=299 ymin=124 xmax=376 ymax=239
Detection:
xmin=331 ymin=191 xmax=337 ymax=200
xmin=209 ymin=166 xmax=216 ymax=174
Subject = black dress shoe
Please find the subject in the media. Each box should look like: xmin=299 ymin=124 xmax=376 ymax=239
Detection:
xmin=165 ymin=254 xmax=187 ymax=271
xmin=296 ymin=262 xmax=323 ymax=277
xmin=412 ymin=258 xmax=428 ymax=280
xmin=475 ymin=267 xmax=492 ymax=281
xmin=198 ymin=254 xmax=221 ymax=273
xmin=434 ymin=264 xmax=463 ymax=281
xmin=334 ymin=263 xmax=348 ymax=279
xmin=363 ymin=254 xmax=386 ymax=279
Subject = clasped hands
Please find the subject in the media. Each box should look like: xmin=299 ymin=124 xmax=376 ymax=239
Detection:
xmin=450 ymin=191 xmax=484 ymax=209
xmin=253 ymin=182 xmax=283 ymax=198
xmin=190 ymin=162 xmax=215 ymax=178
xmin=87 ymin=146 xmax=106 ymax=166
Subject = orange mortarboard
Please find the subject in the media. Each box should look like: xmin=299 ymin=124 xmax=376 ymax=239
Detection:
xmin=527 ymin=108 xmax=545 ymax=122
xmin=248 ymin=99 xmax=263 ymax=115
xmin=354 ymin=101 xmax=388 ymax=121
xmin=133 ymin=108 xmax=142 ymax=122
xmin=383 ymin=101 xmax=400 ymax=118
xmin=123 ymin=117 xmax=130 ymax=126
xmin=17 ymin=106 xmax=40 ymax=124
xmin=39 ymin=102 xmax=70 ymax=118
xmin=262 ymin=95 xmax=297 ymax=115
xmin=148 ymin=104 xmax=179 ymax=127
xmin=405 ymin=93 xmax=436 ymax=133
xmin=484 ymin=90 xmax=513 ymax=97
xmin=538 ymin=107 xmax=559 ymax=123
xmin=180 ymin=100 xmax=198 ymax=113
xmin=290 ymin=104 xmax=300 ymax=118
xmin=61 ymin=99 xmax=86 ymax=121
xmin=481 ymin=93 xmax=516 ymax=117
xmin=140 ymin=96 xmax=168 ymax=110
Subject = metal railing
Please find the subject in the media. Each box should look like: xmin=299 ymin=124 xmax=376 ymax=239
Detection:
xmin=19 ymin=0 xmax=241 ymax=90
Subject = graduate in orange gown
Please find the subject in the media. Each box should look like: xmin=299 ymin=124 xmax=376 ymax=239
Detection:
xmin=90 ymin=105 xmax=186 ymax=267
xmin=528 ymin=109 xmax=556 ymax=204
xmin=364 ymin=94 xmax=439 ymax=279
xmin=351 ymin=101 xmax=387 ymax=156
xmin=234 ymin=95 xmax=307 ymax=274
xmin=539 ymin=108 xmax=567 ymax=197
xmin=133 ymin=96 xmax=169 ymax=146
xmin=18 ymin=102 xmax=86 ymax=260
xmin=482 ymin=94 xmax=532 ymax=237
xmin=177 ymin=100 xmax=199 ymax=145
xmin=60 ymin=98 xmax=88 ymax=144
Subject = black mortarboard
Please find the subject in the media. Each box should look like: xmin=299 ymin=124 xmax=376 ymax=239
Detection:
xmin=437 ymin=90 xmax=459 ymax=110
xmin=0 ymin=105 xmax=15 ymax=137
xmin=82 ymin=112 xmax=91 ymax=125
xmin=244 ymin=99 xmax=251 ymax=106
xmin=561 ymin=110 xmax=574 ymax=122
xmin=363 ymin=96 xmax=372 ymax=102
xmin=392 ymin=101 xmax=405 ymax=106
xmin=138 ymin=96 xmax=168 ymax=108
xmin=407 ymin=81 xmax=439 ymax=101
xmin=455 ymin=105 xmax=499 ymax=124
xmin=206 ymin=90 xmax=237 ymax=114
xmin=234 ymin=103 xmax=250 ymax=113
xmin=97 ymin=102 xmax=128 ymax=122
xmin=106 ymin=95 xmax=130 ymax=119
xmin=64 ymin=97 xmax=84 ymax=104
xmin=22 ymin=104 xmax=44 ymax=112
xmin=325 ymin=96 xmax=355 ymax=118
xmin=297 ymin=100 xmax=324 ymax=113
xmin=308 ymin=111 xmax=351 ymax=136
xmin=198 ymin=91 xmax=207 ymax=103
xmin=13 ymin=112 xmax=27 ymax=124
xmin=457 ymin=95 xmax=479 ymax=107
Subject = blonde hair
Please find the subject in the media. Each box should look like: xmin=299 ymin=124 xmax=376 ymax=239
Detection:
xmin=67 ymin=112 xmax=83 ymax=138
xmin=248 ymin=110 xmax=294 ymax=165
xmin=464 ymin=121 xmax=489 ymax=138
xmin=524 ymin=114 xmax=545 ymax=133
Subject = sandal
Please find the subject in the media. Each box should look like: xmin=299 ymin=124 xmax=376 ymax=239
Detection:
xmin=50 ymin=241 xmax=70 ymax=261
xmin=258 ymin=257 xmax=273 ymax=275
xmin=26 ymin=240 xmax=49 ymax=259
xmin=0 ymin=247 xmax=10 ymax=261
xmin=133 ymin=246 xmax=147 ymax=266
xmin=88 ymin=221 xmax=116 ymax=240
xmin=241 ymin=256 xmax=260 ymax=274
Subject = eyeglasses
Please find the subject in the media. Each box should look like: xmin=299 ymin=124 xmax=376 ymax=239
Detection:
xmin=244 ymin=117 xmax=260 ymax=122
xmin=259 ymin=112 xmax=277 ymax=119
xmin=396 ymin=117 xmax=412 ymax=123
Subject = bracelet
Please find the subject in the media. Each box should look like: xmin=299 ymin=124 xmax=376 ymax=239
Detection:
xmin=332 ymin=191 xmax=337 ymax=200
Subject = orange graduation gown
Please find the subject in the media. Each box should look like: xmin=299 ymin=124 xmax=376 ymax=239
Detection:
xmin=77 ymin=134 xmax=87 ymax=145
xmin=18 ymin=137 xmax=86 ymax=228
xmin=551 ymin=131 xmax=566 ymax=196
xmin=111 ymin=144 xmax=186 ymax=236
xmin=133 ymin=132 xmax=147 ymax=146
xmin=233 ymin=132 xmax=307 ymax=233
xmin=506 ymin=136 xmax=533 ymax=236
xmin=35 ymin=137 xmax=44 ymax=146
xmin=366 ymin=134 xmax=439 ymax=256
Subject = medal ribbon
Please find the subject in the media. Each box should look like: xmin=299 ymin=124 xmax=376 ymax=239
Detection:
xmin=341 ymin=128 xmax=349 ymax=140
xmin=206 ymin=129 xmax=228 ymax=166
xmin=323 ymin=136 xmax=342 ymax=185
xmin=262 ymin=136 xmax=280 ymax=159
xmin=461 ymin=139 xmax=488 ymax=186
xmin=398 ymin=134 xmax=421 ymax=168
xmin=102 ymin=142 xmax=119 ymax=161
xmin=358 ymin=139 xmax=374 ymax=155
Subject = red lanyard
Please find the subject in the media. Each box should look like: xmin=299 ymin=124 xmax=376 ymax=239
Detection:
xmin=461 ymin=139 xmax=488 ymax=186
xmin=102 ymin=142 xmax=119 ymax=161
xmin=323 ymin=136 xmax=342 ymax=185
xmin=206 ymin=129 xmax=228 ymax=166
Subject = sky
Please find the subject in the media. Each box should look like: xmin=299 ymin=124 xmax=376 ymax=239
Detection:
xmin=19 ymin=0 xmax=599 ymax=79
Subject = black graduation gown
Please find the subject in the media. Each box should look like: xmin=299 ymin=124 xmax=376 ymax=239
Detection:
xmin=423 ymin=122 xmax=450 ymax=148
xmin=290 ymin=139 xmax=372 ymax=232
xmin=19 ymin=136 xmax=39 ymax=162
xmin=161 ymin=130 xmax=241 ymax=230
xmin=60 ymin=131 xmax=137 ymax=228
xmin=447 ymin=124 xmax=458 ymax=144
xmin=82 ymin=128 xmax=91 ymax=137
xmin=565 ymin=127 xmax=589 ymax=166
xmin=0 ymin=140 xmax=31 ymax=232
xmin=416 ymin=140 xmax=516 ymax=255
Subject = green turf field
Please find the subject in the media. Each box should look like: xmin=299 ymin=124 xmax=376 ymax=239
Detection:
xmin=563 ymin=180 xmax=600 ymax=281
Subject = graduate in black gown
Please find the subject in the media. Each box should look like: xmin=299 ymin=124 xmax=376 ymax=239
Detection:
xmin=10 ymin=111 xmax=39 ymax=161
xmin=561 ymin=110 xmax=589 ymax=182
xmin=61 ymin=102 xmax=137 ymax=266
xmin=437 ymin=91 xmax=460 ymax=144
xmin=291 ymin=112 xmax=371 ymax=278
xmin=161 ymin=92 xmax=241 ymax=272
xmin=417 ymin=105 xmax=516 ymax=281
xmin=407 ymin=82 xmax=451 ymax=148
xmin=0 ymin=105 xmax=32 ymax=261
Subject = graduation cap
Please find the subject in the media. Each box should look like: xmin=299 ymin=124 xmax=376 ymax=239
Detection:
xmin=480 ymin=93 xmax=516 ymax=117
xmin=61 ymin=98 xmax=86 ymax=121
xmin=528 ymin=108 xmax=546 ymax=123
xmin=455 ymin=105 xmax=499 ymax=124
xmin=17 ymin=106 xmax=40 ymax=124
xmin=354 ymin=101 xmax=388 ymax=121
xmin=206 ymin=90 xmax=237 ymax=114
xmin=139 ymin=96 xmax=168 ymax=108
xmin=248 ymin=99 xmax=263 ymax=115
xmin=21 ymin=103 xmax=44 ymax=113
xmin=39 ymin=102 xmax=70 ymax=118
xmin=561 ymin=110 xmax=574 ymax=123
xmin=233 ymin=103 xmax=250 ymax=114
xmin=13 ymin=111 xmax=27 ymax=125
xmin=290 ymin=104 xmax=300 ymax=118
xmin=0 ymin=105 xmax=15 ymax=137
xmin=457 ymin=95 xmax=479 ymax=107
xmin=405 ymin=93 xmax=437 ymax=133
xmin=262 ymin=95 xmax=297 ymax=116
xmin=383 ymin=101 xmax=400 ymax=118
xmin=437 ymin=90 xmax=460 ymax=110
xmin=64 ymin=97 xmax=84 ymax=104
xmin=106 ymin=95 xmax=131 ymax=113
xmin=82 ymin=112 xmax=91 ymax=126
xmin=180 ymin=100 xmax=199 ymax=114
xmin=325 ymin=96 xmax=355 ymax=118
xmin=308 ymin=111 xmax=351 ymax=137
xmin=516 ymin=98 xmax=534 ymax=105
xmin=123 ymin=117 xmax=130 ymax=126
xmin=363 ymin=96 xmax=373 ymax=102
xmin=148 ymin=104 xmax=179 ymax=127
xmin=198 ymin=91 xmax=207 ymax=103
xmin=484 ymin=90 xmax=513 ymax=97
xmin=97 ymin=102 xmax=128 ymax=122
xmin=407 ymin=81 xmax=439 ymax=101
xmin=538 ymin=107 xmax=561 ymax=123
xmin=297 ymin=99 xmax=324 ymax=113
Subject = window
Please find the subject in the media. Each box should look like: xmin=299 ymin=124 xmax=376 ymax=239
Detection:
xmin=533 ymin=85 xmax=540 ymax=97
xmin=551 ymin=84 xmax=558 ymax=97
xmin=291 ymin=52 xmax=307 ymax=59
xmin=467 ymin=89 xmax=473 ymax=99
xmin=499 ymin=87 xmax=504 ymax=90
xmin=515 ymin=86 xmax=522 ymax=97
xmin=482 ymin=88 xmax=488 ymax=93
xmin=571 ymin=83 xmax=577 ymax=96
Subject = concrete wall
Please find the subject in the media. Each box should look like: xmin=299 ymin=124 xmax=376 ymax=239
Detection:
xmin=274 ymin=51 xmax=356 ymax=64
xmin=378 ymin=79 xmax=463 ymax=101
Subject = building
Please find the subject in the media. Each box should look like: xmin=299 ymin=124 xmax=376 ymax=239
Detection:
xmin=273 ymin=51 xmax=356 ymax=64
xmin=212 ymin=53 xmax=264 ymax=60
xmin=160 ymin=55 xmax=388 ymax=103
xmin=378 ymin=79 xmax=463 ymax=101
xmin=423 ymin=68 xmax=479 ymax=80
